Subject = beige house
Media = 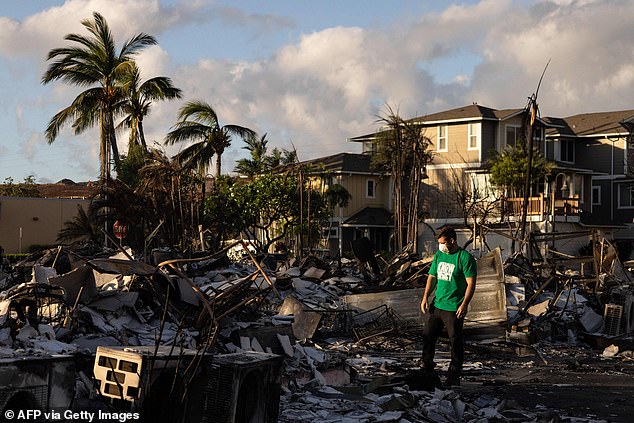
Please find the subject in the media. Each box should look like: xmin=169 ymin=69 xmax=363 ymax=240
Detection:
xmin=407 ymin=104 xmax=560 ymax=224
xmin=348 ymin=104 xmax=634 ymax=255
xmin=301 ymin=153 xmax=392 ymax=255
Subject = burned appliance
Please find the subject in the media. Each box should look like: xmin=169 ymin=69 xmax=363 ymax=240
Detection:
xmin=0 ymin=354 xmax=74 ymax=417
xmin=187 ymin=351 xmax=284 ymax=423
xmin=93 ymin=346 xmax=283 ymax=423
xmin=94 ymin=345 xmax=201 ymax=422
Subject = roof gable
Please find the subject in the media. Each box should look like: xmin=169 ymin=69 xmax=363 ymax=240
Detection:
xmin=409 ymin=104 xmax=499 ymax=123
xmin=301 ymin=152 xmax=377 ymax=174
xmin=547 ymin=110 xmax=634 ymax=137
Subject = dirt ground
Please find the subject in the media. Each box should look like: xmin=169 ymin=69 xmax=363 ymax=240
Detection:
xmin=457 ymin=340 xmax=634 ymax=422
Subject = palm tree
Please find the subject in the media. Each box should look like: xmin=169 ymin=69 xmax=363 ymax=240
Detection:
xmin=235 ymin=133 xmax=300 ymax=177
xmin=117 ymin=62 xmax=182 ymax=152
xmin=57 ymin=204 xmax=101 ymax=246
xmin=42 ymin=12 xmax=157 ymax=179
xmin=165 ymin=100 xmax=257 ymax=178
xmin=234 ymin=133 xmax=269 ymax=177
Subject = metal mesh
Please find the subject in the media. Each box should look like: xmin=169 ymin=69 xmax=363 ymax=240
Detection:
xmin=202 ymin=366 xmax=235 ymax=423
xmin=351 ymin=304 xmax=406 ymax=341
xmin=603 ymin=303 xmax=623 ymax=336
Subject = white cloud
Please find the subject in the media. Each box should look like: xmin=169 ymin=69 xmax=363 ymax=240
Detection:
xmin=470 ymin=0 xmax=634 ymax=114
xmin=3 ymin=0 xmax=634 ymax=181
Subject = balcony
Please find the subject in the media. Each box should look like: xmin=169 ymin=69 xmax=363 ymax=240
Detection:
xmin=503 ymin=194 xmax=580 ymax=220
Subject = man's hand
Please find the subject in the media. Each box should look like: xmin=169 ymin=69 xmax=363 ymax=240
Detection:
xmin=421 ymin=297 xmax=429 ymax=314
xmin=456 ymin=276 xmax=476 ymax=320
xmin=456 ymin=304 xmax=468 ymax=319
xmin=421 ymin=274 xmax=435 ymax=315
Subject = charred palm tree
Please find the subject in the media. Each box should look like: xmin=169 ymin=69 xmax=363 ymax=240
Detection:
xmin=138 ymin=149 xmax=201 ymax=250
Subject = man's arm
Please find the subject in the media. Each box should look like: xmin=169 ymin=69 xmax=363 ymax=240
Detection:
xmin=456 ymin=276 xmax=476 ymax=319
xmin=420 ymin=274 xmax=436 ymax=314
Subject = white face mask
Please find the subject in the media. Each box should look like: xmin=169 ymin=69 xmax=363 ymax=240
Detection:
xmin=439 ymin=242 xmax=450 ymax=254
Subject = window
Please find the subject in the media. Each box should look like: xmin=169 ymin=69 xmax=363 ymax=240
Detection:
xmin=470 ymin=173 xmax=492 ymax=198
xmin=468 ymin=123 xmax=479 ymax=150
xmin=618 ymin=183 xmax=634 ymax=208
xmin=560 ymin=140 xmax=574 ymax=163
xmin=505 ymin=125 xmax=521 ymax=147
xmin=366 ymin=179 xmax=376 ymax=198
xmin=437 ymin=125 xmax=448 ymax=151
xmin=363 ymin=141 xmax=377 ymax=155
xmin=533 ymin=126 xmax=544 ymax=142
xmin=592 ymin=186 xmax=601 ymax=206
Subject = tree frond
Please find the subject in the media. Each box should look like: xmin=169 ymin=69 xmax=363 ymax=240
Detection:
xmin=164 ymin=122 xmax=209 ymax=145
xmin=174 ymin=141 xmax=215 ymax=170
xmin=140 ymin=76 xmax=182 ymax=100
xmin=223 ymin=124 xmax=257 ymax=143
xmin=119 ymin=33 xmax=157 ymax=59
xmin=176 ymin=100 xmax=219 ymax=126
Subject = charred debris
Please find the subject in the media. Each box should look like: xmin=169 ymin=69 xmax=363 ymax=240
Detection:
xmin=0 ymin=232 xmax=633 ymax=422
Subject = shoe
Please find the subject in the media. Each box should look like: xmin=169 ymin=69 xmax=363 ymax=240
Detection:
xmin=421 ymin=361 xmax=436 ymax=372
xmin=444 ymin=374 xmax=460 ymax=387
xmin=405 ymin=368 xmax=441 ymax=391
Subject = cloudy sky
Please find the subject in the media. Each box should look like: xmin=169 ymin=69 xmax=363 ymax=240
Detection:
xmin=1 ymin=0 xmax=633 ymax=183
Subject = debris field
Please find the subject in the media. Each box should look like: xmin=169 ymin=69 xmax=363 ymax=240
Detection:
xmin=0 ymin=234 xmax=633 ymax=422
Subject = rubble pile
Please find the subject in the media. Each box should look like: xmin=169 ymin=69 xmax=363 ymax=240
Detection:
xmin=0 ymin=233 xmax=634 ymax=421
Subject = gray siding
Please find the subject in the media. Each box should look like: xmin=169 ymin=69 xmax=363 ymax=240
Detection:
xmin=576 ymin=139 xmax=624 ymax=175
xmin=590 ymin=180 xmax=611 ymax=222
xmin=546 ymin=140 xmax=554 ymax=161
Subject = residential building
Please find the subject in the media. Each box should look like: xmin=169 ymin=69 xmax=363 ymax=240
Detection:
xmin=300 ymin=153 xmax=392 ymax=255
xmin=349 ymin=104 xmax=634 ymax=255
xmin=545 ymin=110 xmax=634 ymax=227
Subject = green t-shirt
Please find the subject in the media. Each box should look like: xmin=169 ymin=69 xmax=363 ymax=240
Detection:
xmin=429 ymin=248 xmax=477 ymax=311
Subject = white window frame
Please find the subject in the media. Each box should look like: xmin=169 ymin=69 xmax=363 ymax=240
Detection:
xmin=617 ymin=183 xmax=634 ymax=209
xmin=468 ymin=122 xmax=479 ymax=151
xmin=366 ymin=178 xmax=376 ymax=199
xmin=504 ymin=125 xmax=521 ymax=148
xmin=592 ymin=186 xmax=601 ymax=206
xmin=437 ymin=125 xmax=448 ymax=152
xmin=469 ymin=173 xmax=493 ymax=198
xmin=363 ymin=141 xmax=377 ymax=155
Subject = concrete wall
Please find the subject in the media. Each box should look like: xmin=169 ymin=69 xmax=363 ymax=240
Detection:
xmin=0 ymin=197 xmax=91 ymax=254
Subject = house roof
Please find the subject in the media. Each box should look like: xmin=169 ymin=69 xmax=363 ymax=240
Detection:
xmin=546 ymin=110 xmax=634 ymax=137
xmin=408 ymin=104 xmax=525 ymax=124
xmin=342 ymin=207 xmax=392 ymax=227
xmin=37 ymin=180 xmax=97 ymax=198
xmin=347 ymin=104 xmax=529 ymax=143
xmin=301 ymin=152 xmax=377 ymax=174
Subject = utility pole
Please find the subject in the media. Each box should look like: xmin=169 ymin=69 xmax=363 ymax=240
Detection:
xmin=519 ymin=60 xmax=550 ymax=249
xmin=519 ymin=96 xmax=536 ymax=245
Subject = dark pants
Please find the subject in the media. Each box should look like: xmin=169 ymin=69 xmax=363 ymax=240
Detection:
xmin=422 ymin=305 xmax=464 ymax=377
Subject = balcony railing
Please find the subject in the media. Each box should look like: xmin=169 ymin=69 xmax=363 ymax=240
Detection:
xmin=503 ymin=194 xmax=580 ymax=217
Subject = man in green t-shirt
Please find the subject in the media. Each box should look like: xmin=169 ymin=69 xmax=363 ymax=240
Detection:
xmin=420 ymin=227 xmax=477 ymax=387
